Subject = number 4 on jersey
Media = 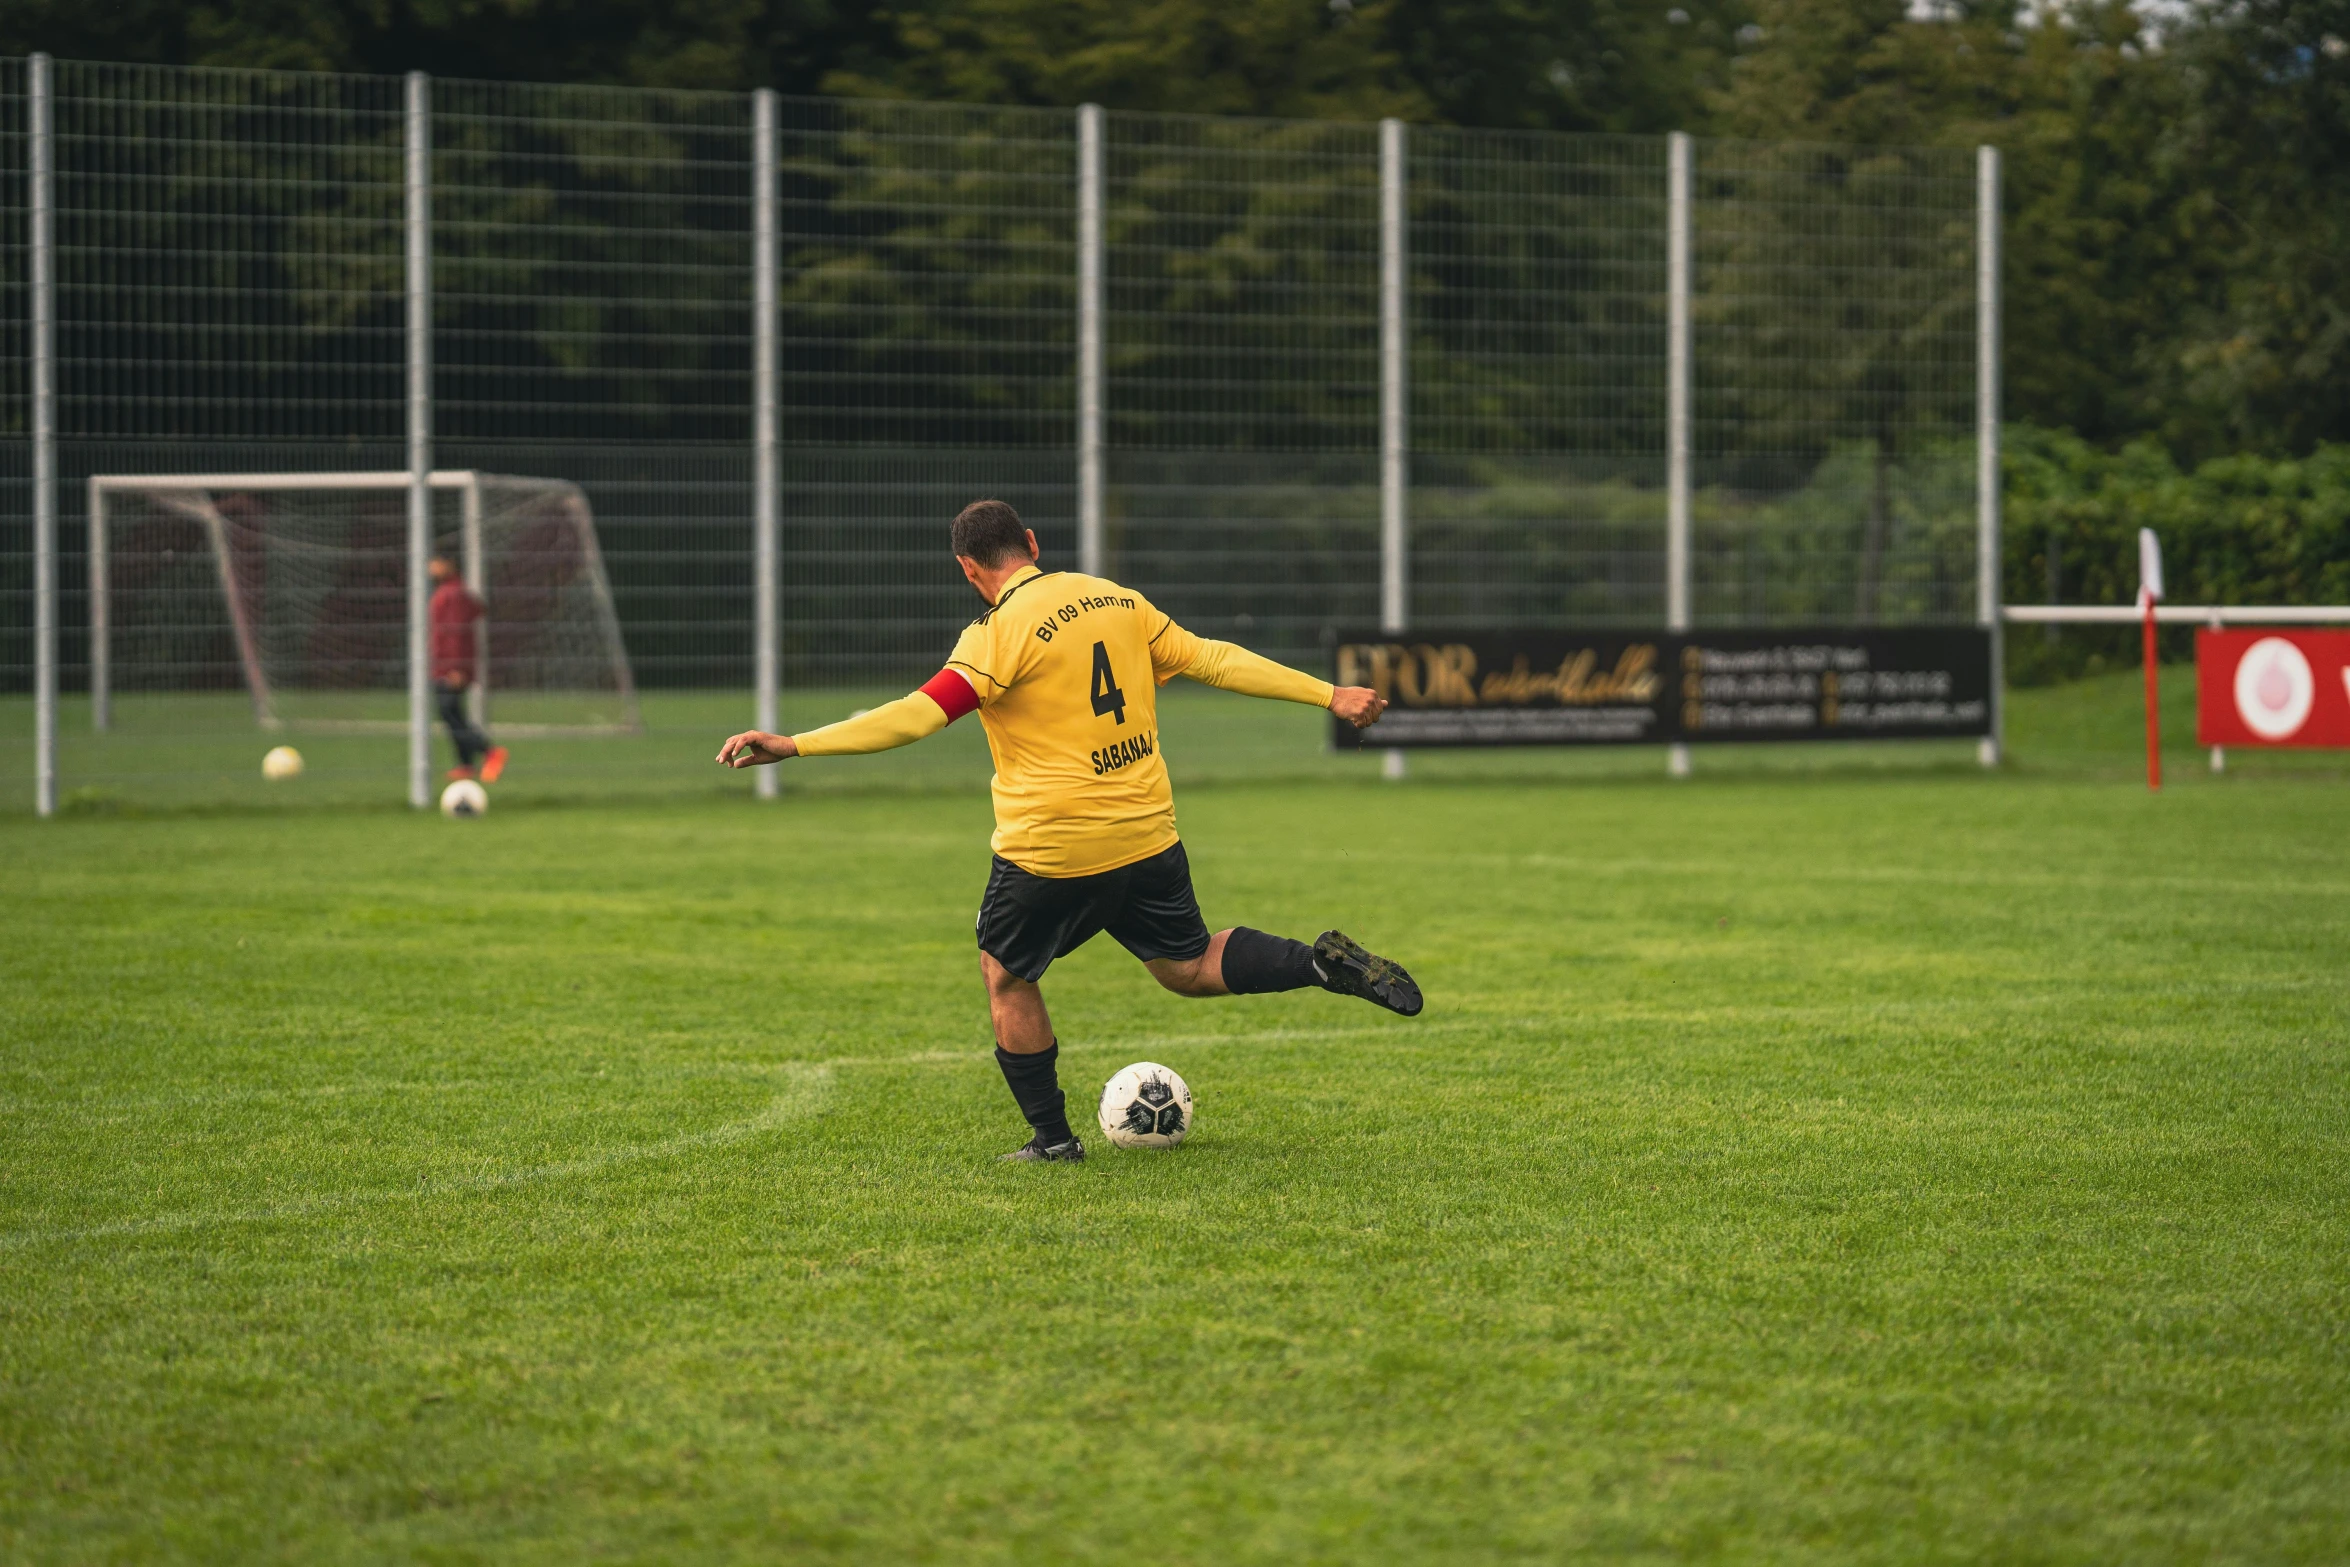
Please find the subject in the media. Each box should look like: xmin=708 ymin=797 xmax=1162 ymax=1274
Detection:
xmin=1089 ymin=640 xmax=1128 ymax=725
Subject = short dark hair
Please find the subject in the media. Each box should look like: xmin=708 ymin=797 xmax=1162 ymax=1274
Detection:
xmin=952 ymin=499 xmax=1030 ymax=566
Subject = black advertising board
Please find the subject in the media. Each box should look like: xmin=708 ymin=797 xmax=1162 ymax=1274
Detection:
xmin=1672 ymin=628 xmax=1994 ymax=744
xmin=1329 ymin=628 xmax=1992 ymax=749
xmin=1328 ymin=632 xmax=1672 ymax=748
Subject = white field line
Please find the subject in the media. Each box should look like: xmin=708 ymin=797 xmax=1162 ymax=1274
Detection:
xmin=1 ymin=1066 xmax=833 ymax=1250
xmin=0 ymin=1023 xmax=1481 ymax=1249
xmin=1353 ymin=849 xmax=2350 ymax=901
xmin=5 ymin=987 xmax=2290 ymax=1251
xmin=0 ymin=1022 xmax=1478 ymax=1120
xmin=0 ymin=1077 xmax=502 ymax=1116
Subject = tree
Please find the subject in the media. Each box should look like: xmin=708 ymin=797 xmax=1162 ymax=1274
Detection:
xmin=822 ymin=0 xmax=1426 ymax=119
xmin=0 ymin=0 xmax=896 ymax=94
xmin=14 ymin=0 xmax=2350 ymax=462
xmin=2152 ymin=0 xmax=2350 ymax=457
xmin=1376 ymin=0 xmax=1753 ymax=133
xmin=1713 ymin=1 xmax=2216 ymax=453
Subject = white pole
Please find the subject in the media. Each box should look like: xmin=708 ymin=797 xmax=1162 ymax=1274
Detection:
xmin=405 ymin=73 xmax=433 ymax=809
xmin=1077 ymin=104 xmax=1105 ymax=579
xmin=753 ymin=89 xmax=780 ymax=800
xmin=1379 ymin=117 xmax=1409 ymax=782
xmin=1666 ymin=131 xmax=1692 ymax=781
xmin=2207 ymin=607 xmax=2224 ymax=774
xmin=1977 ymin=145 xmax=2003 ymax=770
xmin=31 ymin=56 xmax=54 ymax=817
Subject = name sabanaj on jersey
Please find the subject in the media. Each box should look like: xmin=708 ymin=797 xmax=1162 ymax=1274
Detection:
xmin=1092 ymin=731 xmax=1156 ymax=776
xmin=1034 ymin=591 xmax=1137 ymax=642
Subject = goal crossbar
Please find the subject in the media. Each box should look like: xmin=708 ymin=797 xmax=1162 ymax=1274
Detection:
xmin=89 ymin=471 xmax=640 ymax=739
xmin=92 ymin=470 xmax=517 ymax=493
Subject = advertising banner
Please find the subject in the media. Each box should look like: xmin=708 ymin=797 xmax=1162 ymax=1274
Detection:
xmin=1331 ymin=628 xmax=1993 ymax=749
xmin=2196 ymin=630 xmax=2350 ymax=747
xmin=1330 ymin=632 xmax=1672 ymax=748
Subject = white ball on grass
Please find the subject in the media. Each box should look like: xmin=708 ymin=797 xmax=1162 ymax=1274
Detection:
xmin=261 ymin=745 xmax=303 ymax=781
xmin=439 ymin=778 xmax=489 ymax=818
xmin=1098 ymin=1062 xmax=1193 ymax=1149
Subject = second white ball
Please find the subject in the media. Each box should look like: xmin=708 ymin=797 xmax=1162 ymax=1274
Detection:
xmin=440 ymin=778 xmax=489 ymax=818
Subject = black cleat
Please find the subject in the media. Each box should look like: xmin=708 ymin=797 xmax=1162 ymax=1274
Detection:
xmin=1000 ymin=1133 xmax=1086 ymax=1163
xmin=1312 ymin=930 xmax=1424 ymax=1017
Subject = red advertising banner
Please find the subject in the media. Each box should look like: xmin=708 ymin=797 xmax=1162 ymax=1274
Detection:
xmin=2197 ymin=630 xmax=2350 ymax=747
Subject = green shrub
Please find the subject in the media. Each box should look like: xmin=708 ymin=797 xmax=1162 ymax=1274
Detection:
xmin=2003 ymin=426 xmax=2350 ymax=684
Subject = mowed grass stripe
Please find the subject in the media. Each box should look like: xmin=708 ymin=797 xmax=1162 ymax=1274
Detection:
xmin=2 ymin=760 xmax=2347 ymax=1562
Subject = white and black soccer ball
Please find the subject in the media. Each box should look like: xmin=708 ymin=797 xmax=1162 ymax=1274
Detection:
xmin=261 ymin=745 xmax=303 ymax=781
xmin=439 ymin=778 xmax=489 ymax=818
xmin=1098 ymin=1062 xmax=1193 ymax=1149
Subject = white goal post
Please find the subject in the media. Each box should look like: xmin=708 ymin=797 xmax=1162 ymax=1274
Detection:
xmin=89 ymin=470 xmax=641 ymax=738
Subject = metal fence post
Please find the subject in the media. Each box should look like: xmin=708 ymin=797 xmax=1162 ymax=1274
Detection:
xmin=30 ymin=55 xmax=55 ymax=817
xmin=1379 ymin=117 xmax=1409 ymax=782
xmin=1666 ymin=131 xmax=1692 ymax=780
xmin=405 ymin=72 xmax=432 ymax=809
xmin=1077 ymin=104 xmax=1105 ymax=579
xmin=1977 ymin=144 xmax=2003 ymax=769
xmin=753 ymin=88 xmax=780 ymax=799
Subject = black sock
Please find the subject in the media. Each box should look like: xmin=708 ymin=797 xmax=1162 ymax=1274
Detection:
xmin=996 ymin=1041 xmax=1075 ymax=1146
xmin=1219 ymin=927 xmax=1323 ymax=994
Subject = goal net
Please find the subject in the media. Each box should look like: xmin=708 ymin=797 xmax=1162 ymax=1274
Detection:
xmin=90 ymin=472 xmax=640 ymax=736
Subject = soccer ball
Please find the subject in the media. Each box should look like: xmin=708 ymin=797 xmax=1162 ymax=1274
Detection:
xmin=261 ymin=745 xmax=303 ymax=781
xmin=1098 ymin=1062 xmax=1193 ymax=1149
xmin=440 ymin=778 xmax=489 ymax=818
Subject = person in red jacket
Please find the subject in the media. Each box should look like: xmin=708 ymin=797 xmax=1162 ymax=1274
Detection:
xmin=429 ymin=553 xmax=507 ymax=784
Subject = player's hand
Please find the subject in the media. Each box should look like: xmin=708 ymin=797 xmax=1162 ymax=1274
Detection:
xmin=718 ymin=730 xmax=797 ymax=767
xmin=1329 ymin=686 xmax=1387 ymax=728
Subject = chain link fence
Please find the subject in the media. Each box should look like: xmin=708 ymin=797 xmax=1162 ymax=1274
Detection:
xmin=1691 ymin=141 xmax=1978 ymax=625
xmin=1411 ymin=129 xmax=1669 ymax=630
xmin=775 ymin=97 xmax=1077 ymax=683
xmin=0 ymin=57 xmax=1987 ymax=811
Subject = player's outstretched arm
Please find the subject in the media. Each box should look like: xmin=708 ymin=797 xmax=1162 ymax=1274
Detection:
xmin=718 ymin=671 xmax=976 ymax=767
xmin=1181 ymin=639 xmax=1387 ymax=729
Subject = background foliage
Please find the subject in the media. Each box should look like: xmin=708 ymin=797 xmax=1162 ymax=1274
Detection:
xmin=10 ymin=0 xmax=2348 ymax=465
xmin=2004 ymin=424 xmax=2350 ymax=680
xmin=8 ymin=0 xmax=2349 ymax=673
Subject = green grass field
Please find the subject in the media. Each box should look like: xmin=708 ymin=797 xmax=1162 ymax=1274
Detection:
xmin=4 ymin=673 xmax=2348 ymax=1562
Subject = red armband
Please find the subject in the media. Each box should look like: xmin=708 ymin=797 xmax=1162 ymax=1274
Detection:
xmin=918 ymin=667 xmax=979 ymax=722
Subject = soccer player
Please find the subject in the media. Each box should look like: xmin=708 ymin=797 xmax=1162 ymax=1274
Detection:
xmin=718 ymin=499 xmax=1422 ymax=1163
xmin=429 ymin=553 xmax=508 ymax=784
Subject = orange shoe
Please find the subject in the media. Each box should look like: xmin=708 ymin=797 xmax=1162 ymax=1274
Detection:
xmin=480 ymin=746 xmax=509 ymax=785
xmin=445 ymin=766 xmax=477 ymax=782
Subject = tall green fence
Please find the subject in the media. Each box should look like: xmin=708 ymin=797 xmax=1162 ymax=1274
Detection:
xmin=0 ymin=57 xmax=1986 ymax=810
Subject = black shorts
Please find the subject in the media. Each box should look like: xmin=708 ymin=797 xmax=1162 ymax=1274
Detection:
xmin=976 ymin=842 xmax=1212 ymax=982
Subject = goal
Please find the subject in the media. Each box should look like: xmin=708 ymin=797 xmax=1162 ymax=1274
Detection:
xmin=88 ymin=472 xmax=640 ymax=736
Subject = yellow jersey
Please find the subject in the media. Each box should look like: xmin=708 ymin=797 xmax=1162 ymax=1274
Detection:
xmin=786 ymin=562 xmax=1335 ymax=877
xmin=946 ymin=566 xmax=1206 ymax=877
